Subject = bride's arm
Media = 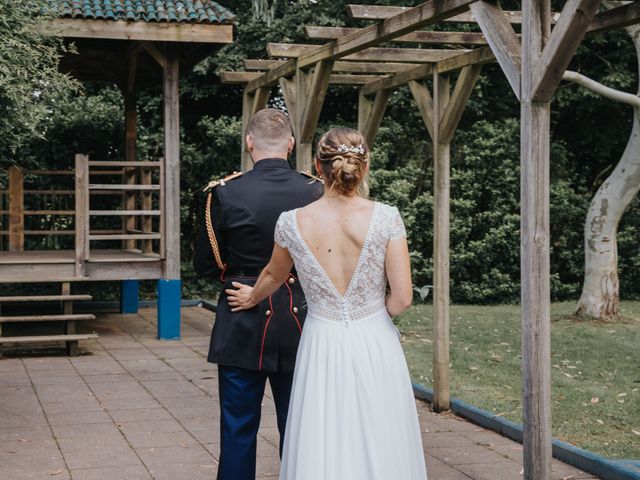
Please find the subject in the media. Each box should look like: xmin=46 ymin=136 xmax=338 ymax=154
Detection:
xmin=385 ymin=237 xmax=413 ymax=316
xmin=226 ymin=244 xmax=294 ymax=312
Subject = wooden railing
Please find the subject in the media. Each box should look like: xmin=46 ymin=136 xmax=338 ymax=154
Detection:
xmin=0 ymin=156 xmax=164 ymax=278
xmin=74 ymin=154 xmax=164 ymax=276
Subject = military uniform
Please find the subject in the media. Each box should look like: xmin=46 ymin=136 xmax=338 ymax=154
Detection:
xmin=193 ymin=157 xmax=323 ymax=480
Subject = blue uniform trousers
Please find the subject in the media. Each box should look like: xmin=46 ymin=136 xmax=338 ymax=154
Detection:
xmin=217 ymin=365 xmax=293 ymax=480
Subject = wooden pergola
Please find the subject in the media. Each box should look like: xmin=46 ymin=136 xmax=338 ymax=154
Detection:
xmin=219 ymin=1 xmax=640 ymax=478
xmin=0 ymin=2 xmax=233 ymax=350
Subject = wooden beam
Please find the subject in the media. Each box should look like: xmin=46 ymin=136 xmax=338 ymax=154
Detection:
xmin=532 ymin=0 xmax=602 ymax=102
xmin=587 ymin=1 xmax=640 ymax=34
xmin=279 ymin=77 xmax=299 ymax=139
xmin=246 ymin=0 xmax=477 ymax=93
xmin=432 ymin=69 xmax=451 ymax=413
xmin=469 ymin=1 xmax=521 ymax=100
xmin=8 ymin=166 xmax=24 ymax=252
xmin=124 ymin=54 xmax=138 ymax=250
xmin=246 ymin=59 xmax=296 ymax=92
xmin=245 ymin=58 xmax=419 ymax=74
xmin=220 ymin=71 xmax=387 ymax=85
xmin=439 ymin=64 xmax=482 ymax=143
xmin=75 ymin=154 xmax=89 ymax=274
xmin=297 ymin=0 xmax=478 ymax=68
xmin=436 ymin=45 xmax=495 ymax=73
xmin=358 ymin=90 xmax=391 ymax=145
xmin=304 ymin=26 xmax=488 ymax=45
xmin=163 ymin=44 xmax=180 ymax=279
xmin=361 ymin=63 xmax=433 ymax=95
xmin=268 ymin=43 xmax=471 ymax=64
xmin=409 ymin=80 xmax=435 ymax=139
xmin=521 ymin=0 xmax=553 ymax=478
xmin=140 ymin=41 xmax=164 ymax=67
xmin=346 ymin=4 xmax=561 ymax=23
xmin=46 ymin=19 xmax=233 ymax=43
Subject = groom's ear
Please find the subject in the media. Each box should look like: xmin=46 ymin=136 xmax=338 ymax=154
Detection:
xmin=287 ymin=136 xmax=295 ymax=154
xmin=246 ymin=134 xmax=254 ymax=152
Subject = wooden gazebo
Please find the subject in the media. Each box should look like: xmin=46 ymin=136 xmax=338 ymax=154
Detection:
xmin=0 ymin=1 xmax=233 ymax=349
xmin=219 ymin=1 xmax=640 ymax=478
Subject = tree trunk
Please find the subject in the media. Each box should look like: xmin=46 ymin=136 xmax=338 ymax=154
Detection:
xmin=575 ymin=113 xmax=639 ymax=318
xmin=576 ymin=26 xmax=640 ymax=318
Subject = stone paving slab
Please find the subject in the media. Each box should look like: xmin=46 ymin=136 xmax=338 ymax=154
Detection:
xmin=0 ymin=307 xmax=600 ymax=480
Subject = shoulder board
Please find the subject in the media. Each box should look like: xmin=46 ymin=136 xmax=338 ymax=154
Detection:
xmin=202 ymin=171 xmax=243 ymax=192
xmin=299 ymin=170 xmax=323 ymax=184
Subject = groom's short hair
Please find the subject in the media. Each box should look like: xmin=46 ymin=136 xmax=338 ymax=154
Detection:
xmin=247 ymin=109 xmax=293 ymax=151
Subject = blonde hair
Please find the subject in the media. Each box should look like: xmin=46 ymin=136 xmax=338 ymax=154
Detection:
xmin=247 ymin=109 xmax=292 ymax=151
xmin=316 ymin=128 xmax=370 ymax=197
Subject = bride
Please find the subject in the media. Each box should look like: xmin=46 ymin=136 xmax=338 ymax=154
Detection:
xmin=226 ymin=127 xmax=427 ymax=480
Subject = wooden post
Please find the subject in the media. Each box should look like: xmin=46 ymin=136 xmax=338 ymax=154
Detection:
xmin=8 ymin=166 xmax=24 ymax=252
xmin=296 ymin=61 xmax=334 ymax=172
xmin=432 ymin=70 xmax=451 ymax=412
xmin=163 ymin=43 xmax=180 ymax=280
xmin=62 ymin=282 xmax=78 ymax=356
xmin=124 ymin=53 xmax=138 ymax=251
xmin=75 ymin=154 xmax=89 ymax=276
xmin=241 ymin=87 xmax=270 ymax=172
xmin=159 ymin=42 xmax=181 ymax=340
xmin=521 ymin=1 xmax=553 ymax=478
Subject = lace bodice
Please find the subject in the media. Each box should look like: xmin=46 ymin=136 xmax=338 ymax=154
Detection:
xmin=274 ymin=202 xmax=406 ymax=322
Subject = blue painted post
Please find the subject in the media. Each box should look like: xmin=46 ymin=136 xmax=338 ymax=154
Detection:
xmin=157 ymin=279 xmax=181 ymax=339
xmin=120 ymin=280 xmax=139 ymax=314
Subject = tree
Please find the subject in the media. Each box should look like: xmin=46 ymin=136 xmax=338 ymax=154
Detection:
xmin=563 ymin=23 xmax=640 ymax=319
xmin=0 ymin=0 xmax=78 ymax=166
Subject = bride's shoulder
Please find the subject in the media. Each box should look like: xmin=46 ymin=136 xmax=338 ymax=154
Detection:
xmin=374 ymin=201 xmax=401 ymax=217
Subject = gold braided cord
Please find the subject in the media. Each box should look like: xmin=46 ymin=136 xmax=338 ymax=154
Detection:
xmin=205 ymin=191 xmax=225 ymax=271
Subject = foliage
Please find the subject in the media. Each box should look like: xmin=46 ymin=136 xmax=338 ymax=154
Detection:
xmin=0 ymin=0 xmax=79 ymax=166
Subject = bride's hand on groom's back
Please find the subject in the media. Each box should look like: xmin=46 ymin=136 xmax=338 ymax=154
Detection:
xmin=226 ymin=282 xmax=257 ymax=311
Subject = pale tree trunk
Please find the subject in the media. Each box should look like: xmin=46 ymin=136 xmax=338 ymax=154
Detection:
xmin=571 ymin=23 xmax=640 ymax=320
xmin=252 ymin=0 xmax=277 ymax=26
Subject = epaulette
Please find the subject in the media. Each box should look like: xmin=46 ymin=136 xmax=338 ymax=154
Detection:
xmin=202 ymin=171 xmax=243 ymax=192
xmin=299 ymin=170 xmax=324 ymax=184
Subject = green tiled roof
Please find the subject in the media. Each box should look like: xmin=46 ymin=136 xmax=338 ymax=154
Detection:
xmin=51 ymin=1 xmax=234 ymax=24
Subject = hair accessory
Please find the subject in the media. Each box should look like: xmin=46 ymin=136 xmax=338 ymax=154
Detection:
xmin=336 ymin=144 xmax=365 ymax=155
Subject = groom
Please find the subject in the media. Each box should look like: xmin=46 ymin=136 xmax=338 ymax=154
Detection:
xmin=193 ymin=109 xmax=322 ymax=480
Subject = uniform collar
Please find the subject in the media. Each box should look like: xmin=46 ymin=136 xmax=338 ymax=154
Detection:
xmin=252 ymin=158 xmax=292 ymax=171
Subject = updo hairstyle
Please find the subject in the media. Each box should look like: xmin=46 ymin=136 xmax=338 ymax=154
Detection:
xmin=315 ymin=128 xmax=370 ymax=197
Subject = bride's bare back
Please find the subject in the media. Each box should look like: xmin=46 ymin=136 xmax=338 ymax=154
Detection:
xmin=296 ymin=197 xmax=375 ymax=296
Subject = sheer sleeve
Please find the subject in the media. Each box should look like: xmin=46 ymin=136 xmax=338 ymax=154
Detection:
xmin=274 ymin=211 xmax=293 ymax=249
xmin=388 ymin=206 xmax=407 ymax=241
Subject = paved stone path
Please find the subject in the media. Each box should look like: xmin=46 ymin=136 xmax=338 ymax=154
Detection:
xmin=0 ymin=307 xmax=598 ymax=479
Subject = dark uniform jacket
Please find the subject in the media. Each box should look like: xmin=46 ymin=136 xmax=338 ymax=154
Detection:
xmin=193 ymin=158 xmax=323 ymax=372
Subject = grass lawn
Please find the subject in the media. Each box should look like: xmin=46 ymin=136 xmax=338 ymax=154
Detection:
xmin=397 ymin=301 xmax=640 ymax=460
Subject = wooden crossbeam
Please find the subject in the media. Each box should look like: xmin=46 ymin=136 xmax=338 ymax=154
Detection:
xmin=436 ymin=46 xmax=495 ymax=73
xmin=267 ymin=43 xmax=471 ymax=63
xmin=301 ymin=60 xmax=335 ymax=141
xmin=246 ymin=0 xmax=477 ymax=92
xmin=587 ymin=1 xmax=640 ymax=34
xmin=532 ymin=0 xmax=602 ymax=102
xmin=304 ymin=26 xmax=488 ymax=45
xmin=244 ymin=59 xmax=418 ymax=74
xmin=220 ymin=71 xmax=387 ymax=85
xmin=297 ymin=0 xmax=478 ymax=69
xmin=470 ymin=1 xmax=521 ymax=99
xmin=346 ymin=4 xmax=561 ymax=24
xmin=361 ymin=64 xmax=433 ymax=95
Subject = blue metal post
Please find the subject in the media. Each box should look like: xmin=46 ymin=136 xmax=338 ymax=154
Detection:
xmin=157 ymin=279 xmax=181 ymax=339
xmin=120 ymin=280 xmax=139 ymax=314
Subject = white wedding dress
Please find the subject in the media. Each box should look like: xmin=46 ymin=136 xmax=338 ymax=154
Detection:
xmin=274 ymin=201 xmax=427 ymax=480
